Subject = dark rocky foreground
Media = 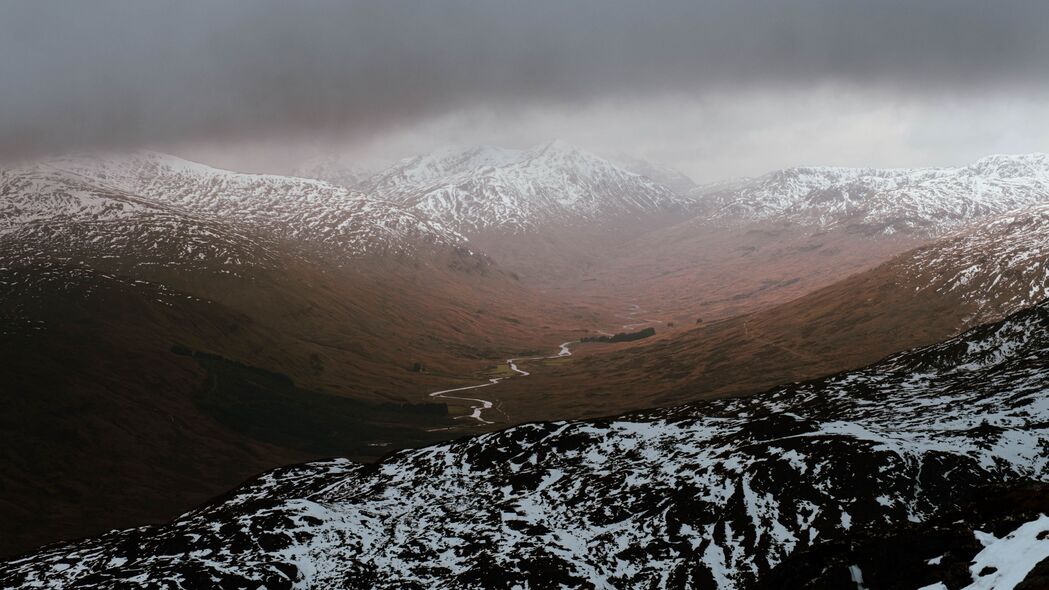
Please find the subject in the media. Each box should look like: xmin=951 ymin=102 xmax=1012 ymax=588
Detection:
xmin=757 ymin=481 xmax=1049 ymax=589
xmin=4 ymin=302 xmax=1049 ymax=589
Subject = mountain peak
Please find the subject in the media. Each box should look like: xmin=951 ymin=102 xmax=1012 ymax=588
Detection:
xmin=357 ymin=142 xmax=686 ymax=234
xmin=967 ymin=152 xmax=1049 ymax=175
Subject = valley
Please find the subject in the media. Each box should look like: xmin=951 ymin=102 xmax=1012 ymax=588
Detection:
xmin=3 ymin=145 xmax=1049 ymax=587
xmin=5 ymin=6 xmax=1049 ymax=588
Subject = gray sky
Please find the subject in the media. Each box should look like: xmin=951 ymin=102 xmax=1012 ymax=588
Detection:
xmin=3 ymin=1 xmax=1049 ymax=181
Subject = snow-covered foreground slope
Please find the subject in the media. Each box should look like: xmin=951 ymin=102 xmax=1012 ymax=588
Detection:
xmin=357 ymin=141 xmax=691 ymax=234
xmin=5 ymin=300 xmax=1048 ymax=589
xmin=925 ymin=515 xmax=1049 ymax=590
xmin=695 ymin=153 xmax=1049 ymax=236
xmin=33 ymin=152 xmax=465 ymax=258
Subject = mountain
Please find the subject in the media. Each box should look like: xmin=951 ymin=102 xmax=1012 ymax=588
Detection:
xmin=5 ymin=300 xmax=1047 ymax=588
xmin=1 ymin=153 xmax=536 ymax=391
xmin=692 ymin=153 xmax=1049 ymax=236
xmin=356 ymin=145 xmax=521 ymax=202
xmin=0 ymin=162 xmax=285 ymax=279
xmin=352 ymin=140 xmax=695 ymax=282
xmin=0 ymin=154 xmax=584 ymax=557
xmin=359 ymin=141 xmax=689 ymax=234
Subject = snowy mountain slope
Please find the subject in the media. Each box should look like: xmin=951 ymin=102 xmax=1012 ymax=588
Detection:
xmin=899 ymin=203 xmax=1049 ymax=326
xmin=357 ymin=145 xmax=522 ymax=198
xmin=358 ymin=141 xmax=691 ymax=233
xmin=41 ymin=152 xmax=465 ymax=258
xmin=0 ymin=165 xmax=283 ymax=275
xmin=694 ymin=153 xmax=1049 ymax=236
xmin=0 ymin=154 xmax=546 ymax=406
xmin=6 ymin=300 xmax=1048 ymax=589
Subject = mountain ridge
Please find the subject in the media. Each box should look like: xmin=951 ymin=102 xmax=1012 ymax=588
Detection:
xmin=692 ymin=153 xmax=1049 ymax=236
xmin=36 ymin=151 xmax=467 ymax=259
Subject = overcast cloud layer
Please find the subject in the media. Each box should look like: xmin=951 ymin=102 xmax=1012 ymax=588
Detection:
xmin=3 ymin=1 xmax=1049 ymax=177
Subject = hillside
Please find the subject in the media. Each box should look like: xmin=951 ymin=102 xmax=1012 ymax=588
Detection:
xmin=556 ymin=220 xmax=923 ymax=322
xmin=0 ymin=155 xmax=559 ymax=399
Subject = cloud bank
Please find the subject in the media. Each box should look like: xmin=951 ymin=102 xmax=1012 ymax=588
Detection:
xmin=3 ymin=1 xmax=1048 ymax=177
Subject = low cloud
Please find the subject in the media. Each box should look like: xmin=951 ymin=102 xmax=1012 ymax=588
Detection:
xmin=3 ymin=1 xmax=1048 ymax=165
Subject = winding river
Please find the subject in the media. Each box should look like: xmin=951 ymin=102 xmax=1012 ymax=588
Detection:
xmin=428 ymin=341 xmax=574 ymax=424
xmin=428 ymin=304 xmax=661 ymax=425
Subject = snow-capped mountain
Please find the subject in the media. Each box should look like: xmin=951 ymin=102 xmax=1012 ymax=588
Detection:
xmin=7 ymin=300 xmax=1047 ymax=588
xmin=694 ymin=153 xmax=1049 ymax=236
xmin=37 ymin=152 xmax=465 ymax=259
xmin=358 ymin=141 xmax=691 ymax=234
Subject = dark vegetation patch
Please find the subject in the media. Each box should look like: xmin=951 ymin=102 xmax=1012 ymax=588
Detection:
xmin=580 ymin=327 xmax=656 ymax=344
xmin=174 ymin=346 xmax=453 ymax=456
